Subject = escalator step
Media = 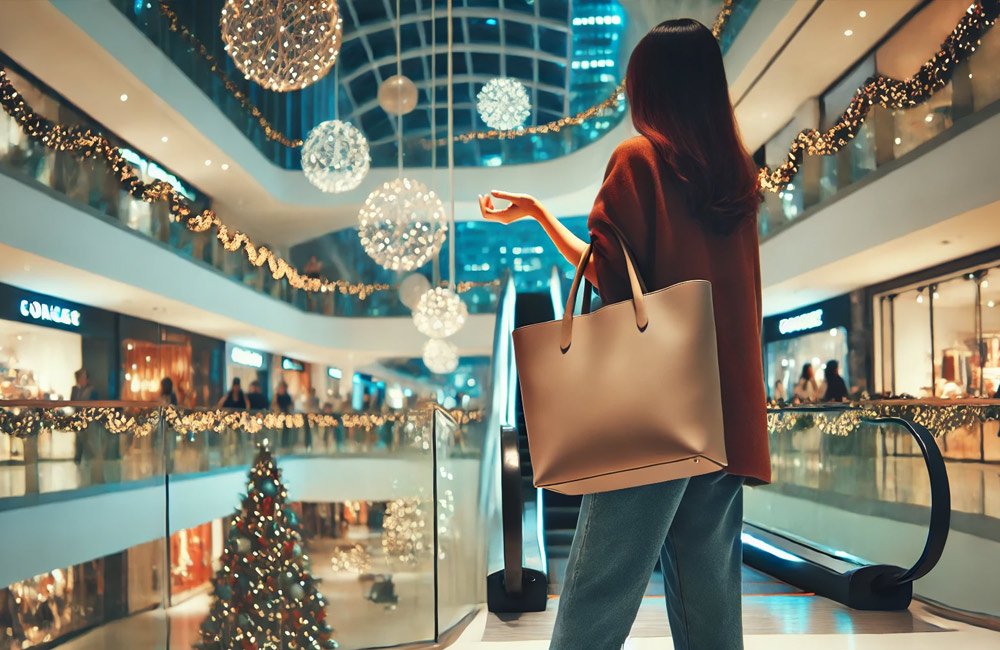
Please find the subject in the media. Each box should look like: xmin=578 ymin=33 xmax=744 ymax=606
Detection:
xmin=545 ymin=530 xmax=576 ymax=547
xmin=545 ymin=506 xmax=580 ymax=529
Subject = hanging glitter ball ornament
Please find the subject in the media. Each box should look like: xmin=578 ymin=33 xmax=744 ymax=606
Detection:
xmin=220 ymin=0 xmax=344 ymax=93
xmin=413 ymin=287 xmax=468 ymax=339
xmin=301 ymin=120 xmax=370 ymax=193
xmin=358 ymin=178 xmax=448 ymax=271
xmin=423 ymin=339 xmax=459 ymax=375
xmin=477 ymin=78 xmax=531 ymax=130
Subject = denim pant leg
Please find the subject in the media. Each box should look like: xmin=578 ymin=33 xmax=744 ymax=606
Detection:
xmin=550 ymin=479 xmax=689 ymax=650
xmin=659 ymin=472 xmax=745 ymax=650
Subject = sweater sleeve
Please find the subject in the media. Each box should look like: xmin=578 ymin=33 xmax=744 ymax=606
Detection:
xmin=587 ymin=140 xmax=657 ymax=305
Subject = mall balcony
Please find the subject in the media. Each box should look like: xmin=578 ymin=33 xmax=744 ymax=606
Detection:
xmin=0 ymin=0 xmax=999 ymax=648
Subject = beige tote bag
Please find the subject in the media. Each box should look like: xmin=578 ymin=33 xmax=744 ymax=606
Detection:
xmin=512 ymin=228 xmax=727 ymax=495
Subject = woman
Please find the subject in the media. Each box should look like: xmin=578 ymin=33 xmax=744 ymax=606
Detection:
xmin=159 ymin=377 xmax=178 ymax=406
xmin=822 ymin=360 xmax=850 ymax=402
xmin=479 ymin=19 xmax=768 ymax=650
xmin=272 ymin=381 xmax=293 ymax=414
xmin=218 ymin=378 xmax=249 ymax=410
xmin=793 ymin=363 xmax=819 ymax=403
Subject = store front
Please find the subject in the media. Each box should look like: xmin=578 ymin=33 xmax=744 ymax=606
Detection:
xmin=871 ymin=247 xmax=1000 ymax=398
xmin=119 ymin=317 xmax=224 ymax=407
xmin=763 ymin=295 xmax=853 ymax=402
xmin=276 ymin=355 xmax=313 ymax=411
xmin=0 ymin=283 xmax=116 ymax=461
xmin=225 ymin=343 xmax=270 ymax=403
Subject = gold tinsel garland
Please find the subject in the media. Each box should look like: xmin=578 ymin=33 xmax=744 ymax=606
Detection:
xmin=0 ymin=403 xmax=482 ymax=439
xmin=758 ymin=0 xmax=999 ymax=192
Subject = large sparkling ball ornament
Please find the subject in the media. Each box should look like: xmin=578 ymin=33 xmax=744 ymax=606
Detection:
xmin=413 ymin=287 xmax=468 ymax=339
xmin=301 ymin=120 xmax=370 ymax=193
xmin=378 ymin=74 xmax=419 ymax=115
xmin=399 ymin=273 xmax=432 ymax=309
xmin=477 ymin=78 xmax=531 ymax=130
xmin=220 ymin=0 xmax=343 ymax=93
xmin=358 ymin=178 xmax=448 ymax=271
xmin=423 ymin=339 xmax=459 ymax=375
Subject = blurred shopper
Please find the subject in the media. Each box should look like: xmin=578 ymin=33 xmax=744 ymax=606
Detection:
xmin=272 ymin=381 xmax=293 ymax=413
xmin=71 ymin=368 xmax=98 ymax=464
xmin=218 ymin=378 xmax=249 ymax=409
xmin=480 ymin=19 xmax=767 ymax=650
xmin=159 ymin=377 xmax=178 ymax=406
xmin=822 ymin=360 xmax=850 ymax=402
xmin=772 ymin=379 xmax=787 ymax=403
xmin=306 ymin=386 xmax=321 ymax=412
xmin=247 ymin=380 xmax=268 ymax=410
xmin=793 ymin=363 xmax=819 ymax=403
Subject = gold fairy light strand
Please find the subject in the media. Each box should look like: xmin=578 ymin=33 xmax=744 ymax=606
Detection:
xmin=758 ymin=0 xmax=999 ymax=193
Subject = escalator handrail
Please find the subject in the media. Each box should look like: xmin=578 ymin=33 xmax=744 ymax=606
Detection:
xmin=869 ymin=416 xmax=951 ymax=586
xmin=768 ymin=405 xmax=951 ymax=588
xmin=499 ymin=425 xmax=524 ymax=595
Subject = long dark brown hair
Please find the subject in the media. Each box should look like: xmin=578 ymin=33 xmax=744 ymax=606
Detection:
xmin=625 ymin=18 xmax=759 ymax=234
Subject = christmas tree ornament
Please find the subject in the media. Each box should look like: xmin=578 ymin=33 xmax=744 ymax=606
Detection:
xmin=301 ymin=120 xmax=370 ymax=193
xmin=220 ymin=0 xmax=343 ymax=92
xmin=398 ymin=273 xmax=432 ymax=309
xmin=378 ymin=74 xmax=418 ymax=115
xmin=413 ymin=287 xmax=467 ymax=338
xmin=422 ymin=339 xmax=459 ymax=374
xmin=358 ymin=178 xmax=448 ymax=271
xmin=477 ymin=78 xmax=531 ymax=130
xmin=236 ymin=537 xmax=251 ymax=553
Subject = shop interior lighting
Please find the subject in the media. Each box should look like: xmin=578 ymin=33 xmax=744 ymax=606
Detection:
xmin=221 ymin=163 xmax=230 ymax=171
xmin=161 ymin=135 xmax=169 ymax=143
xmin=119 ymin=93 xmax=128 ymax=102
xmin=741 ymin=533 xmax=804 ymax=563
xmin=204 ymin=159 xmax=212 ymax=166
xmin=844 ymin=29 xmax=854 ymax=37
xmin=859 ymin=10 xmax=868 ymax=18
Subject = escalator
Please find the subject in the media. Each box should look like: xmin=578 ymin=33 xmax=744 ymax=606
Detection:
xmin=486 ymin=275 xmax=953 ymax=616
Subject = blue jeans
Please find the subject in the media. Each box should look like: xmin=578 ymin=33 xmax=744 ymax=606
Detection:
xmin=550 ymin=472 xmax=744 ymax=650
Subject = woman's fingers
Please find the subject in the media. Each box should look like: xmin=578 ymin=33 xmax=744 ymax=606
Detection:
xmin=490 ymin=189 xmax=522 ymax=203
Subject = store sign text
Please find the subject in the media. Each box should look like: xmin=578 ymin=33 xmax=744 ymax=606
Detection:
xmin=230 ymin=346 xmax=264 ymax=369
xmin=19 ymin=299 xmax=81 ymax=328
xmin=282 ymin=357 xmax=305 ymax=372
xmin=778 ymin=308 xmax=824 ymax=335
xmin=328 ymin=367 xmax=342 ymax=379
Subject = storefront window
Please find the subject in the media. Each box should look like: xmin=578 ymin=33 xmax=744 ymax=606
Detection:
xmin=981 ymin=269 xmax=1000 ymax=396
xmin=931 ymin=276 xmax=979 ymax=397
xmin=890 ymin=287 xmax=933 ymax=397
xmin=765 ymin=327 xmax=849 ymax=402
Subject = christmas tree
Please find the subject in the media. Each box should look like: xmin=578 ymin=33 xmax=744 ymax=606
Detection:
xmin=197 ymin=444 xmax=337 ymax=650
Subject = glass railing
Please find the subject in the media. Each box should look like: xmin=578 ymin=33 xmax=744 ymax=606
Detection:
xmin=759 ymin=22 xmax=1000 ymax=239
xmin=0 ymin=400 xmax=486 ymax=649
xmin=750 ymin=402 xmax=1000 ymax=619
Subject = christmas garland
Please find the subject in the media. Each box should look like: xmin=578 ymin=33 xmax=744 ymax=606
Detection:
xmin=767 ymin=400 xmax=1000 ymax=439
xmin=758 ymin=0 xmax=999 ymax=192
xmin=0 ymin=403 xmax=483 ymax=439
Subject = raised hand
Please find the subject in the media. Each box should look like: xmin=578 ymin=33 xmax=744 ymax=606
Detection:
xmin=478 ymin=190 xmax=541 ymax=225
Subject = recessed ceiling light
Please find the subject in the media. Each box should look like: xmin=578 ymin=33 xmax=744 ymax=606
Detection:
xmin=119 ymin=93 xmax=129 ymax=102
xmin=221 ymin=163 xmax=230 ymax=171
xmin=204 ymin=159 xmax=212 ymax=166
xmin=161 ymin=135 xmax=169 ymax=143
xmin=859 ymin=10 xmax=867 ymax=18
xmin=894 ymin=137 xmax=902 ymax=145
xmin=925 ymin=114 xmax=934 ymax=123
xmin=844 ymin=29 xmax=854 ymax=37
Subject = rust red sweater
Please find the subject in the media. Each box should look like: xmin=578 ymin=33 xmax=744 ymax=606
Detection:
xmin=588 ymin=136 xmax=771 ymax=485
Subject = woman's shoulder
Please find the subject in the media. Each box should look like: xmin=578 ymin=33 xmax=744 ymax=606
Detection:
xmin=612 ymin=136 xmax=658 ymax=162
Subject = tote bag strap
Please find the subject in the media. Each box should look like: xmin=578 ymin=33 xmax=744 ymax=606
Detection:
xmin=560 ymin=227 xmax=648 ymax=352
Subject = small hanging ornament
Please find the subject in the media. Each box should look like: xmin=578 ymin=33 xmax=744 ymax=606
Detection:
xmin=378 ymin=74 xmax=419 ymax=115
xmin=301 ymin=120 xmax=370 ymax=193
xmin=477 ymin=78 xmax=531 ymax=130
xmin=220 ymin=0 xmax=344 ymax=92
xmin=413 ymin=287 xmax=467 ymax=339
xmin=423 ymin=339 xmax=459 ymax=374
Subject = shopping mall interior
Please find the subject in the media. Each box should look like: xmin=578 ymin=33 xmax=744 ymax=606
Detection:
xmin=0 ymin=0 xmax=999 ymax=648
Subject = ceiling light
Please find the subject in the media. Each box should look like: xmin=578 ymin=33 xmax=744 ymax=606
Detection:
xmin=982 ymin=280 xmax=990 ymax=289
xmin=119 ymin=93 xmax=129 ymax=102
xmin=204 ymin=159 xmax=212 ymax=166
xmin=989 ymin=301 xmax=996 ymax=308
xmin=859 ymin=10 xmax=867 ymax=18
xmin=916 ymin=293 xmax=924 ymax=304
xmin=161 ymin=136 xmax=169 ymax=143
xmin=924 ymin=114 xmax=934 ymax=123
xmin=894 ymin=137 xmax=902 ymax=145
xmin=844 ymin=29 xmax=854 ymax=37
xmin=221 ymin=163 xmax=230 ymax=171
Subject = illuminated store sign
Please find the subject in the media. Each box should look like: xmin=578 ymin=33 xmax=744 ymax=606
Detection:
xmin=120 ymin=148 xmax=196 ymax=201
xmin=778 ymin=309 xmax=824 ymax=335
xmin=19 ymin=299 xmax=81 ymax=328
xmin=327 ymin=367 xmax=342 ymax=380
xmin=230 ymin=346 xmax=264 ymax=369
xmin=282 ymin=357 xmax=305 ymax=372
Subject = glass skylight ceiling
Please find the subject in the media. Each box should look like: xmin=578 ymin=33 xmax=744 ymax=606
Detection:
xmin=115 ymin=0 xmax=628 ymax=169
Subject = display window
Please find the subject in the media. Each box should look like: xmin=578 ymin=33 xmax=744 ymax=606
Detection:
xmin=170 ymin=522 xmax=216 ymax=604
xmin=121 ymin=338 xmax=192 ymax=404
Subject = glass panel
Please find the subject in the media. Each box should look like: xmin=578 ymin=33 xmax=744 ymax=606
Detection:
xmin=892 ymin=288 xmax=933 ymax=397
xmin=930 ymin=276 xmax=978 ymax=397
xmin=981 ymin=269 xmax=1000 ymax=398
